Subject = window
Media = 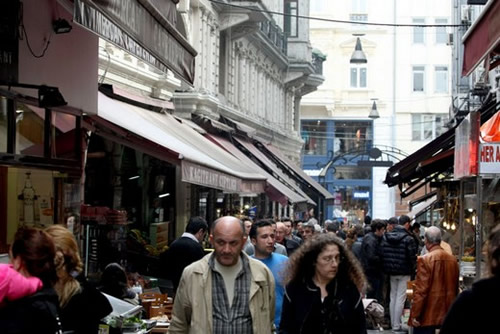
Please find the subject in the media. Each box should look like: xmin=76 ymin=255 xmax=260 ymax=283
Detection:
xmin=334 ymin=166 xmax=371 ymax=180
xmin=284 ymin=0 xmax=298 ymax=37
xmin=351 ymin=0 xmax=367 ymax=13
xmin=412 ymin=114 xmax=447 ymax=141
xmin=413 ymin=66 xmax=425 ymax=92
xmin=413 ymin=18 xmax=425 ymax=44
xmin=350 ymin=65 xmax=367 ymax=88
xmin=435 ymin=18 xmax=448 ymax=44
xmin=350 ymin=14 xmax=368 ymax=29
xmin=334 ymin=121 xmax=372 ymax=154
xmin=435 ymin=66 xmax=448 ymax=93
xmin=301 ymin=120 xmax=327 ymax=155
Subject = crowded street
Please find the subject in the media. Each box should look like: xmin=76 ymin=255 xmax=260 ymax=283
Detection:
xmin=1 ymin=0 xmax=500 ymax=333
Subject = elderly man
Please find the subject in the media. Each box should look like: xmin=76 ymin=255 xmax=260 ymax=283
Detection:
xmin=409 ymin=226 xmax=459 ymax=334
xmin=301 ymin=221 xmax=316 ymax=241
xmin=170 ymin=216 xmax=275 ymax=334
xmin=275 ymin=221 xmax=300 ymax=256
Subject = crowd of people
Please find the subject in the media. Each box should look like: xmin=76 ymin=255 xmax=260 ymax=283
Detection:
xmin=1 ymin=215 xmax=499 ymax=334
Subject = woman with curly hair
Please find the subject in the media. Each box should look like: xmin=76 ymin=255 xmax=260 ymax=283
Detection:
xmin=279 ymin=233 xmax=367 ymax=334
xmin=45 ymin=225 xmax=111 ymax=333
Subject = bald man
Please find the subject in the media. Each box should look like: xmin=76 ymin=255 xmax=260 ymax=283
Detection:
xmin=170 ymin=216 xmax=276 ymax=334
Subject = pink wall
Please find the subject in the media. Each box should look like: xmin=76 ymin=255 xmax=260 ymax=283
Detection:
xmin=18 ymin=0 xmax=98 ymax=114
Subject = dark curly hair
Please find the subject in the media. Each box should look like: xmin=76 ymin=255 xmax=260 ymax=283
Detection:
xmin=282 ymin=233 xmax=367 ymax=293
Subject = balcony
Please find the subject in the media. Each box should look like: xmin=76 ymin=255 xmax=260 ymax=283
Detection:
xmin=260 ymin=21 xmax=287 ymax=55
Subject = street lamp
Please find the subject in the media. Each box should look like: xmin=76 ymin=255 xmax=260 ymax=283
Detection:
xmin=350 ymin=37 xmax=367 ymax=64
xmin=369 ymin=99 xmax=380 ymax=119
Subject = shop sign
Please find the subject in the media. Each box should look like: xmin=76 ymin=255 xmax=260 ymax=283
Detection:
xmin=0 ymin=0 xmax=20 ymax=83
xmin=74 ymin=0 xmax=196 ymax=85
xmin=182 ymin=161 xmax=242 ymax=193
xmin=479 ymin=143 xmax=500 ymax=174
xmin=353 ymin=191 xmax=370 ymax=199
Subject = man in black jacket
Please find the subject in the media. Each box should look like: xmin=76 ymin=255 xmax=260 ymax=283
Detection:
xmin=161 ymin=216 xmax=208 ymax=292
xmin=381 ymin=215 xmax=417 ymax=332
xmin=361 ymin=219 xmax=386 ymax=302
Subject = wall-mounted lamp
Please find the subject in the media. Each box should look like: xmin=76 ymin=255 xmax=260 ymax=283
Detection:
xmin=350 ymin=37 xmax=367 ymax=64
xmin=158 ymin=193 xmax=170 ymax=198
xmin=53 ymin=18 xmax=72 ymax=34
xmin=369 ymin=99 xmax=380 ymax=119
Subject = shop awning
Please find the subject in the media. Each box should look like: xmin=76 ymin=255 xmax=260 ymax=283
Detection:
xmin=207 ymin=134 xmax=310 ymax=206
xmin=480 ymin=110 xmax=500 ymax=142
xmin=91 ymin=93 xmax=266 ymax=193
xmin=408 ymin=194 xmax=437 ymax=220
xmin=462 ymin=0 xmax=500 ymax=76
xmin=234 ymin=137 xmax=316 ymax=205
xmin=260 ymin=143 xmax=334 ymax=201
xmin=385 ymin=99 xmax=498 ymax=196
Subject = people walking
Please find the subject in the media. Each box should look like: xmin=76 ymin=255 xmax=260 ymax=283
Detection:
xmin=45 ymin=224 xmax=111 ymax=333
xmin=440 ymin=225 xmax=500 ymax=334
xmin=280 ymin=234 xmax=367 ymax=334
xmin=282 ymin=217 xmax=303 ymax=245
xmin=382 ymin=215 xmax=418 ymax=332
xmin=169 ymin=216 xmax=275 ymax=333
xmin=361 ymin=219 xmax=386 ymax=302
xmin=0 ymin=227 xmax=62 ymax=334
xmin=409 ymin=226 xmax=459 ymax=334
xmin=276 ymin=221 xmax=300 ymax=256
xmin=250 ymin=220 xmax=288 ymax=330
xmin=160 ymin=216 xmax=208 ymax=292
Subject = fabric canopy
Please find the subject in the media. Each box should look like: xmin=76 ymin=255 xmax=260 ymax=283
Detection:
xmin=480 ymin=110 xmax=500 ymax=142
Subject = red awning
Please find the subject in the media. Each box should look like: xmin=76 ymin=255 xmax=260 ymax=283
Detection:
xmin=480 ymin=110 xmax=500 ymax=142
xmin=462 ymin=0 xmax=500 ymax=76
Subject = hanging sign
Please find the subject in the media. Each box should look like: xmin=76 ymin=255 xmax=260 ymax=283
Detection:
xmin=479 ymin=143 xmax=500 ymax=174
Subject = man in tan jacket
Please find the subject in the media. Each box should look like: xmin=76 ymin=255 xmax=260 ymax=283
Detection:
xmin=169 ymin=216 xmax=275 ymax=334
xmin=410 ymin=226 xmax=459 ymax=334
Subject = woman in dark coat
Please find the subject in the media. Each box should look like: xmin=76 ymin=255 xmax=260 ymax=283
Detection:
xmin=46 ymin=225 xmax=112 ymax=333
xmin=279 ymin=233 xmax=368 ymax=334
xmin=440 ymin=225 xmax=500 ymax=334
xmin=0 ymin=227 xmax=61 ymax=334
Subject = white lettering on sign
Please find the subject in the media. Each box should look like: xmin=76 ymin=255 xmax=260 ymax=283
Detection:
xmin=479 ymin=143 xmax=500 ymax=174
xmin=182 ymin=161 xmax=242 ymax=192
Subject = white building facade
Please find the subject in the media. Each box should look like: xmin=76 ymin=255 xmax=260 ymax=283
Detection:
xmin=301 ymin=0 xmax=453 ymax=221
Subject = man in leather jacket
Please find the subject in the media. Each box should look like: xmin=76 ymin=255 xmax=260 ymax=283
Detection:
xmin=409 ymin=226 xmax=458 ymax=334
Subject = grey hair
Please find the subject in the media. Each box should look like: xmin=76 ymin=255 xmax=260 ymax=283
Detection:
xmin=425 ymin=226 xmax=442 ymax=245
xmin=211 ymin=216 xmax=245 ymax=235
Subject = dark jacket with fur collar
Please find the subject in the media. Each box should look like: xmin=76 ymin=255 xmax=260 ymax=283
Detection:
xmin=279 ymin=278 xmax=366 ymax=334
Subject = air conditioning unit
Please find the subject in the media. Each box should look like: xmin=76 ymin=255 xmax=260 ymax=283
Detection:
xmin=461 ymin=5 xmax=471 ymax=23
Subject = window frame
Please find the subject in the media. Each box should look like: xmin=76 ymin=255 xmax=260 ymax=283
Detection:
xmin=413 ymin=18 xmax=425 ymax=44
xmin=434 ymin=65 xmax=449 ymax=93
xmin=412 ymin=65 xmax=425 ymax=93
xmin=435 ymin=18 xmax=448 ymax=44
xmin=350 ymin=64 xmax=367 ymax=89
xmin=284 ymin=0 xmax=299 ymax=38
xmin=411 ymin=114 xmax=447 ymax=141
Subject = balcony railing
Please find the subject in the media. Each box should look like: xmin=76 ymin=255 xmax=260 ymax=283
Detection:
xmin=260 ymin=21 xmax=287 ymax=55
xmin=312 ymin=49 xmax=326 ymax=75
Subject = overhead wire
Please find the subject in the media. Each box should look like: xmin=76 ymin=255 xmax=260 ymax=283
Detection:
xmin=209 ymin=0 xmax=468 ymax=28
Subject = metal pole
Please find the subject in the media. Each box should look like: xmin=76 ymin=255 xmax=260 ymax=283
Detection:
xmin=476 ymin=176 xmax=482 ymax=278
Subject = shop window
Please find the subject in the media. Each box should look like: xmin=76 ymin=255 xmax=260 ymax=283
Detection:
xmin=350 ymin=65 xmax=367 ymax=88
xmin=435 ymin=66 xmax=448 ymax=93
xmin=334 ymin=121 xmax=372 ymax=154
xmin=301 ymin=120 xmax=327 ymax=155
xmin=284 ymin=0 xmax=298 ymax=37
xmin=412 ymin=66 xmax=425 ymax=92
xmin=333 ymin=185 xmax=370 ymax=224
xmin=412 ymin=114 xmax=447 ymax=141
xmin=435 ymin=18 xmax=448 ymax=44
xmin=413 ymin=18 xmax=425 ymax=44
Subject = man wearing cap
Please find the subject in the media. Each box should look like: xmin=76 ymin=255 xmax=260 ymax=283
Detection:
xmin=382 ymin=215 xmax=418 ymax=332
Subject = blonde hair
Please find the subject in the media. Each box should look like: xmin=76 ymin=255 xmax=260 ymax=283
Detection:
xmin=45 ymin=224 xmax=83 ymax=308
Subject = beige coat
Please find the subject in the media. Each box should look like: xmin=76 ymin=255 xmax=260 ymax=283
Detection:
xmin=169 ymin=252 xmax=276 ymax=334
